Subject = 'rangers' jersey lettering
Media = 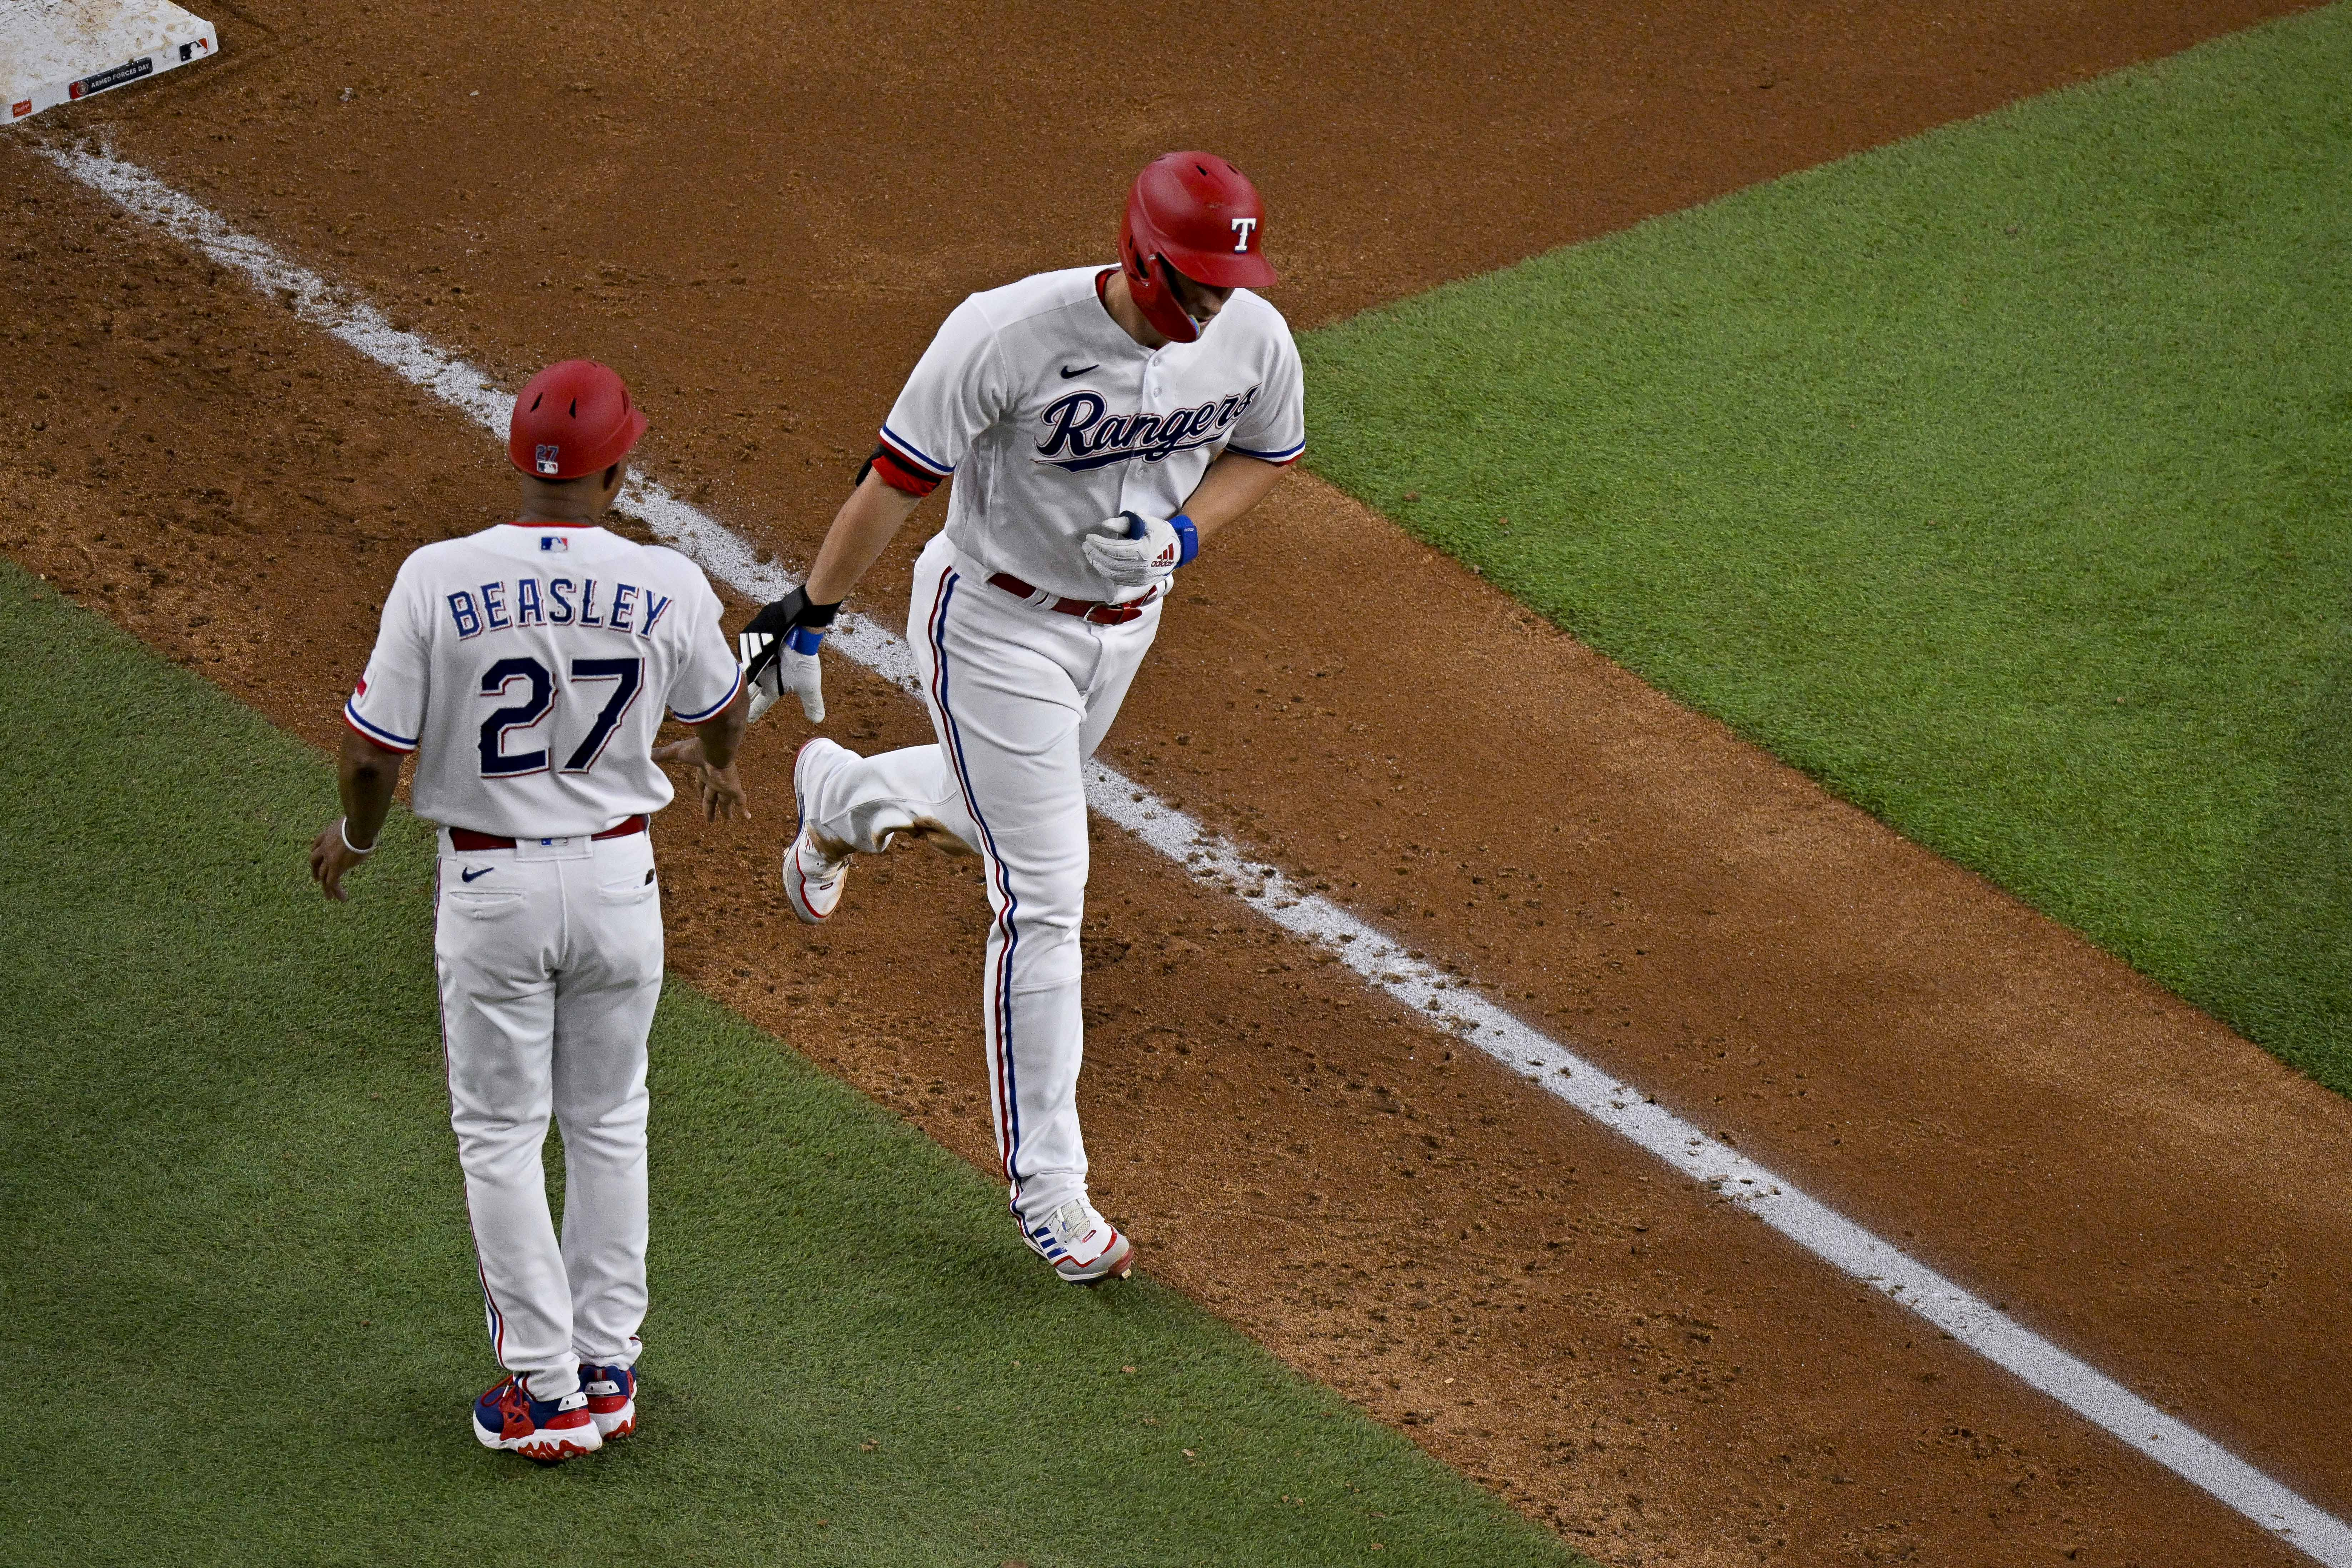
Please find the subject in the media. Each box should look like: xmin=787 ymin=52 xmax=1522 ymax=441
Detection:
xmin=346 ymin=522 xmax=741 ymax=837
xmin=1032 ymin=383 xmax=1262 ymax=471
xmin=877 ymin=266 xmax=1305 ymax=600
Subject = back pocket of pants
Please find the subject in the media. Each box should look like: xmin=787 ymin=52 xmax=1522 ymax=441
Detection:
xmin=445 ymin=891 xmax=525 ymax=921
xmin=596 ymin=868 xmax=657 ymax=907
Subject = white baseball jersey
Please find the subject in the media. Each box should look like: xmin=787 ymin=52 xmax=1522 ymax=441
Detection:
xmin=876 ymin=265 xmax=1306 ymax=601
xmin=345 ymin=522 xmax=741 ymax=837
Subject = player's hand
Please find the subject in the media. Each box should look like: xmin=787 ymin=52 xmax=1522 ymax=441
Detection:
xmin=1082 ymin=510 xmax=1189 ymax=589
xmin=309 ymin=818 xmax=372 ymax=902
xmin=741 ymin=585 xmax=839 ymax=725
xmin=740 ymin=630 xmax=825 ymax=725
xmin=654 ymin=738 xmax=753 ymax=822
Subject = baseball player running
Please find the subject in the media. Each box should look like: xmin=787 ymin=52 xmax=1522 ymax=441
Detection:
xmin=309 ymin=360 xmax=750 ymax=1462
xmin=734 ymin=152 xmax=1304 ymax=1283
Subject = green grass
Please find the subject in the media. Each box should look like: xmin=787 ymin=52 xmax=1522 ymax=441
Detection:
xmin=1302 ymin=5 xmax=2352 ymax=1089
xmin=0 ymin=560 xmax=1580 ymax=1568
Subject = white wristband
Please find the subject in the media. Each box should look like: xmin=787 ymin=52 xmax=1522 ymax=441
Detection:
xmin=339 ymin=817 xmax=376 ymax=856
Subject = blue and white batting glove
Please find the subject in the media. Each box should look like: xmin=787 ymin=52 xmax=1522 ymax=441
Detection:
xmin=740 ymin=586 xmax=837 ymax=724
xmin=739 ymin=628 xmax=826 ymax=724
xmin=1081 ymin=510 xmax=1197 ymax=589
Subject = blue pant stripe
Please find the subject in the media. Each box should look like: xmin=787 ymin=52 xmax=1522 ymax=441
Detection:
xmin=927 ymin=569 xmax=1024 ymax=1185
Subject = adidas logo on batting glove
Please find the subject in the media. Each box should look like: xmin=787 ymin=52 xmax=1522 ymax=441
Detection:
xmin=1081 ymin=510 xmax=1197 ymax=589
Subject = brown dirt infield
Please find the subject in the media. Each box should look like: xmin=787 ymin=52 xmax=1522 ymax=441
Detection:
xmin=5 ymin=1 xmax=2345 ymax=1563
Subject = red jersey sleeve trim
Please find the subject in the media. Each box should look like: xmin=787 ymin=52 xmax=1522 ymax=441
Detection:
xmin=872 ymin=444 xmax=942 ymax=497
xmin=1227 ymin=438 xmax=1306 ymax=467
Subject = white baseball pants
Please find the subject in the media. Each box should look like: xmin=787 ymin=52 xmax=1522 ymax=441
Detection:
xmin=435 ymin=827 xmax=661 ymax=1400
xmin=800 ymin=532 xmax=1157 ymax=1225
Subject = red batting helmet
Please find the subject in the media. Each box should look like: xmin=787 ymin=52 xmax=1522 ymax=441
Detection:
xmin=1119 ymin=151 xmax=1276 ymax=345
xmin=507 ymin=359 xmax=648 ymax=481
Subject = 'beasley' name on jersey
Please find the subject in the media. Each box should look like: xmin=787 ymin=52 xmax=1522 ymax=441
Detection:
xmin=1033 ymin=384 xmax=1261 ymax=472
xmin=443 ymin=572 xmax=677 ymax=641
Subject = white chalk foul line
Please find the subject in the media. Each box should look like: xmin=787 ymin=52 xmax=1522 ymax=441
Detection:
xmin=40 ymin=137 xmax=2351 ymax=1565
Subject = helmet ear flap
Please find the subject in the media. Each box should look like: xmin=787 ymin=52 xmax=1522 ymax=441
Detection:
xmin=1119 ymin=180 xmax=1205 ymax=345
xmin=1149 ymin=257 xmax=1203 ymax=344
xmin=1123 ymin=250 xmax=1203 ymax=345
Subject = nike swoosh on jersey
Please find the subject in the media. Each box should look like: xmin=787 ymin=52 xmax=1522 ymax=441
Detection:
xmin=1059 ymin=363 xmax=1099 ymax=379
xmin=461 ymin=866 xmax=495 ymax=883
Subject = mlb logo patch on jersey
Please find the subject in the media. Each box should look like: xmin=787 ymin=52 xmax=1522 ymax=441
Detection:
xmin=535 ymin=444 xmax=562 ymax=476
xmin=539 ymin=535 xmax=570 ymax=552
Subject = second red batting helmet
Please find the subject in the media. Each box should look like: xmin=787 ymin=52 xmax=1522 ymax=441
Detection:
xmin=507 ymin=359 xmax=648 ymax=481
xmin=1119 ymin=151 xmax=1276 ymax=345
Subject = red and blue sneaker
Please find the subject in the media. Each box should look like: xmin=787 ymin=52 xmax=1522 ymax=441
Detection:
xmin=579 ymin=1361 xmax=637 ymax=1440
xmin=472 ymin=1373 xmax=603 ymax=1462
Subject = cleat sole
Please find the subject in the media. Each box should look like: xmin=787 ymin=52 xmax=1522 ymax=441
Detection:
xmin=475 ymin=1418 xmax=602 ymax=1461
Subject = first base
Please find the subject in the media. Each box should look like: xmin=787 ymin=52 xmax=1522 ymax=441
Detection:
xmin=3 ymin=0 xmax=217 ymax=126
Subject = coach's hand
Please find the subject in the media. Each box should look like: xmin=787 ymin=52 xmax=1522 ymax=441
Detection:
xmin=653 ymin=736 xmax=752 ymax=822
xmin=309 ymin=816 xmax=374 ymax=902
xmin=1082 ymin=510 xmax=1195 ymax=589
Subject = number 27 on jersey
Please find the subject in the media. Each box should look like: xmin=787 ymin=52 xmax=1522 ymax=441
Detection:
xmin=477 ymin=656 xmax=642 ymax=778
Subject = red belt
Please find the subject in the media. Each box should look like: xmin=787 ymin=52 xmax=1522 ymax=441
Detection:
xmin=449 ymin=815 xmax=647 ymax=852
xmin=987 ymin=572 xmax=1160 ymax=625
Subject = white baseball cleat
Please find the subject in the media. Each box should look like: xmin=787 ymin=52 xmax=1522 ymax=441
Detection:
xmin=784 ymin=738 xmax=857 ymax=924
xmin=1021 ymin=1195 xmax=1136 ymax=1284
